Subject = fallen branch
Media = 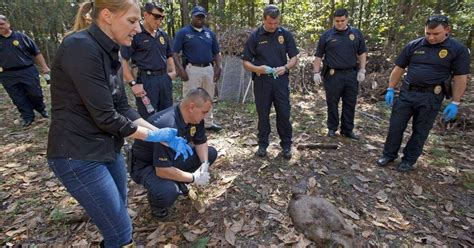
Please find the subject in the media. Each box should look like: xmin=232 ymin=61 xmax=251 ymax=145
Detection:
xmin=297 ymin=143 xmax=339 ymax=150
xmin=356 ymin=109 xmax=385 ymax=122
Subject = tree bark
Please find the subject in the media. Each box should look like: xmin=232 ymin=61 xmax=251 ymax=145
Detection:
xmin=180 ymin=0 xmax=190 ymax=27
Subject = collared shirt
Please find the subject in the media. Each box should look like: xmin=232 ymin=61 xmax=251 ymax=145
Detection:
xmin=242 ymin=25 xmax=299 ymax=68
xmin=47 ymin=23 xmax=140 ymax=162
xmin=0 ymin=30 xmax=40 ymax=78
xmin=315 ymin=26 xmax=367 ymax=69
xmin=120 ymin=25 xmax=171 ymax=71
xmin=172 ymin=25 xmax=220 ymax=64
xmin=396 ymin=36 xmax=470 ymax=86
xmin=132 ymin=104 xmax=207 ymax=168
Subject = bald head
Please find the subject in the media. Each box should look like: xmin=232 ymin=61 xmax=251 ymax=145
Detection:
xmin=182 ymin=87 xmax=212 ymax=107
xmin=0 ymin=15 xmax=7 ymax=22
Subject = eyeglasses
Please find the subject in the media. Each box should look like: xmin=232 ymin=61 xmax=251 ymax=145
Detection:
xmin=148 ymin=12 xmax=165 ymax=20
xmin=427 ymin=15 xmax=448 ymax=24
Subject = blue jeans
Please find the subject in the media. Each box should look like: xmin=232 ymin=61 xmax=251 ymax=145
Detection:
xmin=48 ymin=153 xmax=132 ymax=247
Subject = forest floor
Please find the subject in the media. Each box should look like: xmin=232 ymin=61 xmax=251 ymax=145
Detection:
xmin=1 ymin=79 xmax=473 ymax=247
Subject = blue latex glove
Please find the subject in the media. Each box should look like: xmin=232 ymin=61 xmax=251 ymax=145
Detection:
xmin=168 ymin=136 xmax=194 ymax=160
xmin=271 ymin=69 xmax=279 ymax=79
xmin=443 ymin=102 xmax=458 ymax=121
xmin=385 ymin=88 xmax=394 ymax=106
xmin=144 ymin=128 xmax=177 ymax=143
xmin=264 ymin=65 xmax=275 ymax=75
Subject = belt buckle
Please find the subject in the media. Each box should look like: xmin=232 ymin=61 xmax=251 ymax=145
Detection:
xmin=434 ymin=85 xmax=442 ymax=94
xmin=329 ymin=69 xmax=335 ymax=75
xmin=146 ymin=70 xmax=151 ymax=75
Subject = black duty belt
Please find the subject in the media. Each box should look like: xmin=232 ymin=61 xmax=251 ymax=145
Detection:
xmin=405 ymin=83 xmax=443 ymax=95
xmin=190 ymin=63 xmax=211 ymax=67
xmin=138 ymin=68 xmax=166 ymax=76
xmin=1 ymin=64 xmax=34 ymax=72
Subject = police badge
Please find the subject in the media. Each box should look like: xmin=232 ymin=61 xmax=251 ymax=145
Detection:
xmin=434 ymin=85 xmax=442 ymax=94
xmin=349 ymin=34 xmax=355 ymax=41
xmin=329 ymin=69 xmax=335 ymax=75
xmin=438 ymin=49 xmax=448 ymax=58
xmin=159 ymin=36 xmax=165 ymax=45
xmin=12 ymin=40 xmax=19 ymax=46
xmin=278 ymin=35 xmax=284 ymax=44
xmin=190 ymin=126 xmax=196 ymax=137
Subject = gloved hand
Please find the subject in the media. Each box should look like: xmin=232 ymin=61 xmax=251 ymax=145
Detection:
xmin=357 ymin=69 xmax=366 ymax=82
xmin=263 ymin=65 xmax=275 ymax=75
xmin=443 ymin=102 xmax=459 ymax=121
xmin=271 ymin=68 xmax=279 ymax=79
xmin=385 ymin=88 xmax=394 ymax=106
xmin=168 ymin=136 xmax=193 ymax=160
xmin=191 ymin=164 xmax=210 ymax=185
xmin=313 ymin=73 xmax=322 ymax=84
xmin=199 ymin=161 xmax=210 ymax=173
xmin=144 ymin=128 xmax=177 ymax=143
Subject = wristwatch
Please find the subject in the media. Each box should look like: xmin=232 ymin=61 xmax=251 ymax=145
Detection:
xmin=127 ymin=80 xmax=137 ymax=87
xmin=284 ymin=65 xmax=289 ymax=72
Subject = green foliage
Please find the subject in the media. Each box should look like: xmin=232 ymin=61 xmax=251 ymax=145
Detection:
xmin=1 ymin=0 xmax=472 ymax=64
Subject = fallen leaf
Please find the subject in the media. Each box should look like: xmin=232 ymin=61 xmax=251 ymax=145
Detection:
xmin=352 ymin=184 xmax=367 ymax=193
xmin=5 ymin=227 xmax=27 ymax=237
xmin=414 ymin=235 xmax=443 ymax=245
xmin=225 ymin=227 xmax=236 ymax=246
xmin=445 ymin=201 xmax=453 ymax=212
xmin=183 ymin=231 xmax=198 ymax=242
xmin=308 ymin=177 xmax=317 ymax=189
xmin=338 ymin=207 xmax=360 ymax=220
xmin=413 ymin=184 xmax=423 ymax=196
xmin=375 ymin=190 xmax=388 ymax=203
xmin=356 ymin=175 xmax=371 ymax=183
xmin=259 ymin=204 xmax=280 ymax=215
xmin=362 ymin=231 xmax=371 ymax=238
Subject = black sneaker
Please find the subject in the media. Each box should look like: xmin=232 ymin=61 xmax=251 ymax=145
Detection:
xmin=256 ymin=146 xmax=267 ymax=157
xmin=205 ymin=124 xmax=222 ymax=132
xmin=397 ymin=161 xmax=414 ymax=172
xmin=151 ymin=207 xmax=169 ymax=220
xmin=40 ymin=110 xmax=49 ymax=118
xmin=177 ymin=182 xmax=189 ymax=197
xmin=327 ymin=130 xmax=336 ymax=137
xmin=282 ymin=148 xmax=292 ymax=160
xmin=22 ymin=119 xmax=33 ymax=127
xmin=341 ymin=132 xmax=360 ymax=140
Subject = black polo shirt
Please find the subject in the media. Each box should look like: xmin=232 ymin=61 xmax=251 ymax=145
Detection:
xmin=315 ymin=26 xmax=367 ymax=69
xmin=242 ymin=26 xmax=299 ymax=68
xmin=396 ymin=36 xmax=470 ymax=86
xmin=0 ymin=30 xmax=40 ymax=78
xmin=172 ymin=25 xmax=220 ymax=64
xmin=120 ymin=26 xmax=171 ymax=71
xmin=47 ymin=23 xmax=140 ymax=162
xmin=132 ymin=104 xmax=207 ymax=168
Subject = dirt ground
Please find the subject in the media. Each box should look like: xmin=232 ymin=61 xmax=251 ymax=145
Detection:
xmin=1 ymin=80 xmax=473 ymax=247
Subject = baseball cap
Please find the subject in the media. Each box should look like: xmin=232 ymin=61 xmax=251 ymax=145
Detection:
xmin=191 ymin=6 xmax=207 ymax=17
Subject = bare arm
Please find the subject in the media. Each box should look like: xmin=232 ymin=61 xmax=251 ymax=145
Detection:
xmin=357 ymin=53 xmax=367 ymax=70
xmin=121 ymin=59 xmax=134 ymax=83
xmin=172 ymin=52 xmax=188 ymax=80
xmin=156 ymin=166 xmax=193 ymax=183
xmin=388 ymin=66 xmax=406 ymax=88
xmin=242 ymin=60 xmax=267 ymax=75
xmin=213 ymin=53 xmax=222 ymax=81
xmin=194 ymin=142 xmax=209 ymax=163
xmin=312 ymin=56 xmax=322 ymax=73
xmin=166 ymin=57 xmax=177 ymax=80
xmin=451 ymin=74 xmax=468 ymax=103
xmin=34 ymin=53 xmax=50 ymax=74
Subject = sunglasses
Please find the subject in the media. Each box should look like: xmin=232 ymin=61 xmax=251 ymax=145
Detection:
xmin=148 ymin=12 xmax=165 ymax=20
xmin=427 ymin=16 xmax=448 ymax=24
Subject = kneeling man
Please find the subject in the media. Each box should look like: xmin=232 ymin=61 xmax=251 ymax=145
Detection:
xmin=131 ymin=88 xmax=218 ymax=219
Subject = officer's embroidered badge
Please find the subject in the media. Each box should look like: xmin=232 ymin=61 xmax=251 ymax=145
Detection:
xmin=439 ymin=49 xmax=448 ymax=58
xmin=349 ymin=34 xmax=355 ymax=41
xmin=190 ymin=126 xmax=196 ymax=137
xmin=12 ymin=40 xmax=19 ymax=46
xmin=159 ymin=36 xmax=165 ymax=45
xmin=434 ymin=85 xmax=442 ymax=94
xmin=278 ymin=35 xmax=284 ymax=44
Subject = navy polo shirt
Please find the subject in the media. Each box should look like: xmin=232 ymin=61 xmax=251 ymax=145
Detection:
xmin=120 ymin=26 xmax=171 ymax=71
xmin=242 ymin=26 xmax=299 ymax=68
xmin=315 ymin=26 xmax=367 ymax=69
xmin=0 ymin=30 xmax=40 ymax=77
xmin=172 ymin=25 xmax=220 ymax=64
xmin=396 ymin=36 xmax=470 ymax=86
xmin=132 ymin=104 xmax=207 ymax=168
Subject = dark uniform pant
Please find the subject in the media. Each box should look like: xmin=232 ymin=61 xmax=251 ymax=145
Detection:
xmin=323 ymin=69 xmax=358 ymax=134
xmin=135 ymin=73 xmax=173 ymax=119
xmin=253 ymin=74 xmax=292 ymax=149
xmin=0 ymin=67 xmax=46 ymax=122
xmin=382 ymin=89 xmax=444 ymax=164
xmin=131 ymin=146 xmax=218 ymax=209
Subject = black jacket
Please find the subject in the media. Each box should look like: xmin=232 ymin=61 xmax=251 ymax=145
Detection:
xmin=47 ymin=24 xmax=140 ymax=162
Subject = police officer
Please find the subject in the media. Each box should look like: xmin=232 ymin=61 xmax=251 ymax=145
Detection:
xmin=313 ymin=8 xmax=367 ymax=140
xmin=172 ymin=5 xmax=222 ymax=132
xmin=121 ymin=2 xmax=176 ymax=119
xmin=0 ymin=14 xmax=50 ymax=127
xmin=242 ymin=5 xmax=299 ymax=159
xmin=377 ymin=15 xmax=470 ymax=172
xmin=130 ymin=88 xmax=218 ymax=219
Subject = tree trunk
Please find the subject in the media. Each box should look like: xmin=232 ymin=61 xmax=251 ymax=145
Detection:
xmin=199 ymin=0 xmax=209 ymax=11
xmin=358 ymin=0 xmax=363 ymax=29
xmin=218 ymin=0 xmax=225 ymax=24
xmin=180 ymin=0 xmax=190 ymax=27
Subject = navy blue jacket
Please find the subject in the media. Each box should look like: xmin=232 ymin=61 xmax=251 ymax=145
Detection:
xmin=172 ymin=25 xmax=220 ymax=64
